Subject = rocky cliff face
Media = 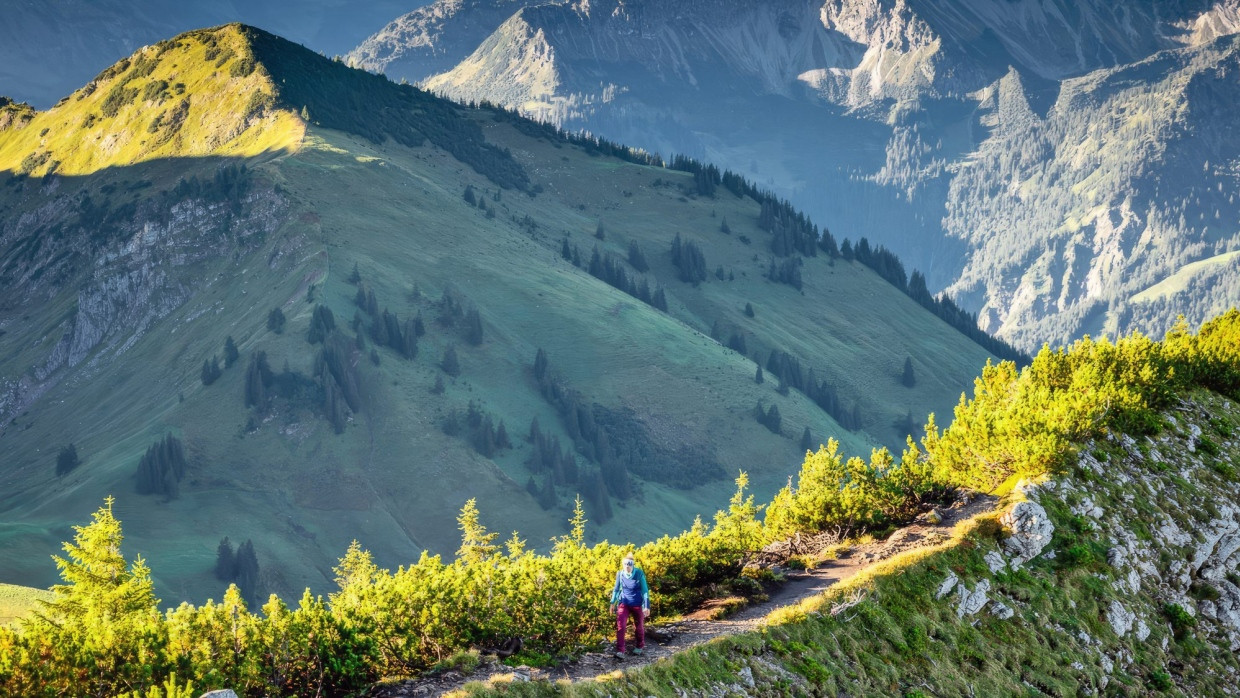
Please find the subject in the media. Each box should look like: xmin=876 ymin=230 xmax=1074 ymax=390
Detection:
xmin=0 ymin=175 xmax=289 ymax=428
xmin=944 ymin=36 xmax=1240 ymax=348
xmin=939 ymin=392 xmax=1240 ymax=684
xmin=352 ymin=0 xmax=1240 ymax=351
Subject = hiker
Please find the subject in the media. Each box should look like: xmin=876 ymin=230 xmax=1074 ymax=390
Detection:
xmin=609 ymin=552 xmax=649 ymax=659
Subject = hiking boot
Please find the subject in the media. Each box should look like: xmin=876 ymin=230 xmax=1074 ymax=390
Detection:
xmin=613 ymin=651 xmax=626 ymax=660
xmin=631 ymin=647 xmax=644 ymax=656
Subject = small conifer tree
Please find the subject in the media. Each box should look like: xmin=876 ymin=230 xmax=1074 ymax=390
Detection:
xmin=223 ymin=336 xmax=239 ymax=368
xmin=456 ymin=498 xmax=498 ymax=563
xmin=266 ymin=307 xmax=285 ymax=334
xmin=56 ymin=443 xmax=80 ymax=476
xmin=442 ymin=344 xmax=461 ymax=377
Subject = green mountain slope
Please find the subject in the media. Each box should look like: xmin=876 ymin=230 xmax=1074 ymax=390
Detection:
xmin=0 ymin=24 xmax=999 ymax=604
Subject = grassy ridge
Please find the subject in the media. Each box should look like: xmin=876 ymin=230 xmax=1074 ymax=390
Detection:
xmin=0 ymin=26 xmax=302 ymax=175
xmin=454 ymin=316 xmax=1240 ymax=697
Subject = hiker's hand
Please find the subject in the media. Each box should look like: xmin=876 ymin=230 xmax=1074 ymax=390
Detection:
xmin=643 ymin=608 xmax=650 ymax=619
xmin=609 ymin=605 xmax=616 ymax=615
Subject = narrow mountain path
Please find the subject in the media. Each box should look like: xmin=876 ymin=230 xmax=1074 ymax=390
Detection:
xmin=371 ymin=495 xmax=997 ymax=697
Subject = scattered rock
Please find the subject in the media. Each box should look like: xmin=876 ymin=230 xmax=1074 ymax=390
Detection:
xmin=1106 ymin=600 xmax=1135 ymax=637
xmin=200 ymin=692 xmax=239 ymax=698
xmin=1001 ymin=500 xmax=1054 ymax=567
xmin=956 ymin=579 xmax=991 ymax=618
xmin=1107 ymin=546 xmax=1127 ymax=569
xmin=991 ymin=599 xmax=1015 ymax=620
xmin=737 ymin=666 xmax=755 ymax=688
xmin=884 ymin=528 xmax=912 ymax=550
xmin=936 ymin=572 xmax=959 ymax=600
xmin=984 ymin=550 xmax=1008 ymax=574
xmin=1188 ymin=423 xmax=1203 ymax=452
xmin=1071 ymin=496 xmax=1104 ymax=519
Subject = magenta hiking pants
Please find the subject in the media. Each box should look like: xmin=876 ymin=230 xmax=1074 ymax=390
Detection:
xmin=615 ymin=604 xmax=645 ymax=652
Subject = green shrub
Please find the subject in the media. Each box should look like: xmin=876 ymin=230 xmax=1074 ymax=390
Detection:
xmin=230 ymin=57 xmax=256 ymax=78
xmin=141 ymin=80 xmax=168 ymax=102
xmin=1164 ymin=603 xmax=1197 ymax=639
xmin=1189 ymin=582 xmax=1220 ymax=602
xmin=1196 ymin=435 xmax=1219 ymax=456
xmin=1150 ymin=669 xmax=1173 ymax=691
xmin=100 ymin=84 xmax=138 ymax=117
xmin=18 ymin=151 xmax=50 ymax=175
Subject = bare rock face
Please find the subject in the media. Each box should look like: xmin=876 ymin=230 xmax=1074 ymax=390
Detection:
xmin=1000 ymin=500 xmax=1054 ymax=568
xmin=0 ymin=183 xmax=287 ymax=426
xmin=1106 ymin=600 xmax=1136 ymax=637
xmin=200 ymin=690 xmax=239 ymax=698
xmin=990 ymin=598 xmax=1015 ymax=620
xmin=936 ymin=571 xmax=959 ymax=599
xmin=956 ymin=578 xmax=991 ymax=617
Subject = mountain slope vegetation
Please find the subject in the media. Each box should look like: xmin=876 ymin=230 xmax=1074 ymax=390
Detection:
xmin=0 ymin=25 xmax=1000 ymax=606
xmin=1 ymin=301 xmax=1236 ymax=697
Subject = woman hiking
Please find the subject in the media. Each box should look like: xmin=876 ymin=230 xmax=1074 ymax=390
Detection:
xmin=609 ymin=552 xmax=649 ymax=659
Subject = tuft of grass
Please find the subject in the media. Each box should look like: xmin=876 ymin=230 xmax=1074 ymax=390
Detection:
xmin=432 ymin=649 xmax=483 ymax=676
xmin=502 ymin=650 xmax=555 ymax=668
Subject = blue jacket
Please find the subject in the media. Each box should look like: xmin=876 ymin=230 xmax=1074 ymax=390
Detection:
xmin=610 ymin=567 xmax=649 ymax=610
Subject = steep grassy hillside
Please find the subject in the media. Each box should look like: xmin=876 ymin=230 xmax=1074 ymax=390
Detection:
xmin=0 ymin=25 xmax=999 ymax=606
xmin=1 ymin=302 xmax=1234 ymax=697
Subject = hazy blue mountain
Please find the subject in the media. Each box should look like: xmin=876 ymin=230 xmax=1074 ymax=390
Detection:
xmin=352 ymin=0 xmax=1240 ymax=349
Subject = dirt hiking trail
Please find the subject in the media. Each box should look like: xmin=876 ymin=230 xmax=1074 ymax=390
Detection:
xmin=371 ymin=494 xmax=997 ymax=697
